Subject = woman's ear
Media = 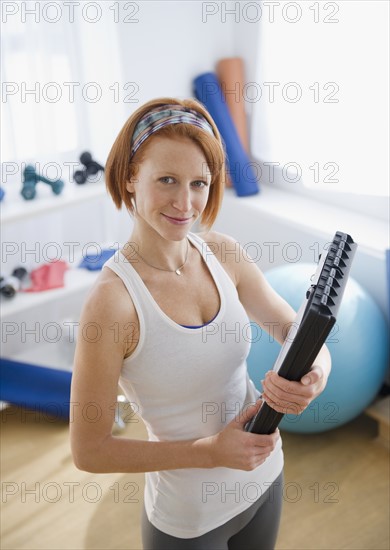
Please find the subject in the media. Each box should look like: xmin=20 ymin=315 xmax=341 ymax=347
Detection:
xmin=126 ymin=179 xmax=135 ymax=193
xmin=127 ymin=161 xmax=139 ymax=193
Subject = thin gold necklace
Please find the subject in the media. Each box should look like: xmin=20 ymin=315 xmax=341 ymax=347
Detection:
xmin=133 ymin=238 xmax=189 ymax=276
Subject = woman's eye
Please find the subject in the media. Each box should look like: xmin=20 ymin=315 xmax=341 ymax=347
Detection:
xmin=160 ymin=177 xmax=174 ymax=184
xmin=192 ymin=181 xmax=208 ymax=188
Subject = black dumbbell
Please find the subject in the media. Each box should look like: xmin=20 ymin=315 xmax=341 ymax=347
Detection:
xmin=0 ymin=267 xmax=28 ymax=298
xmin=74 ymin=152 xmax=105 ymax=184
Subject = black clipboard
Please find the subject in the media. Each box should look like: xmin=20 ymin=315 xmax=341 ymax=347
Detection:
xmin=245 ymin=231 xmax=357 ymax=435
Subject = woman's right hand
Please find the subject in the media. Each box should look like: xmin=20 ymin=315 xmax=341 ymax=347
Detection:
xmin=208 ymin=399 xmax=280 ymax=471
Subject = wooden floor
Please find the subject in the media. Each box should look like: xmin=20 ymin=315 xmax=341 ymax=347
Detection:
xmin=1 ymin=406 xmax=389 ymax=550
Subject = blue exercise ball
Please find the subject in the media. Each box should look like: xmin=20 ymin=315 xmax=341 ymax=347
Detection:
xmin=246 ymin=263 xmax=389 ymax=433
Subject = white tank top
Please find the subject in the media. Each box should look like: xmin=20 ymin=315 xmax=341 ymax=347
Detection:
xmin=104 ymin=232 xmax=283 ymax=538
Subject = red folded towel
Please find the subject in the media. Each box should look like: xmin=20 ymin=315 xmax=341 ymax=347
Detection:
xmin=22 ymin=261 xmax=68 ymax=292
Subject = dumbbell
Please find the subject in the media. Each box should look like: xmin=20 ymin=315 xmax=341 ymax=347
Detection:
xmin=74 ymin=151 xmax=105 ymax=184
xmin=21 ymin=165 xmax=64 ymax=200
xmin=0 ymin=187 xmax=5 ymax=201
xmin=0 ymin=267 xmax=28 ymax=298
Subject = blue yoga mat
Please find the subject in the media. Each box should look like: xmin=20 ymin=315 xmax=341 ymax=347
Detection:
xmin=0 ymin=358 xmax=72 ymax=419
xmin=193 ymin=72 xmax=259 ymax=197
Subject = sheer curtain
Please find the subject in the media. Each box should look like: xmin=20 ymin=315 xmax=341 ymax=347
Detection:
xmin=251 ymin=0 xmax=389 ymax=199
xmin=1 ymin=0 xmax=125 ymax=176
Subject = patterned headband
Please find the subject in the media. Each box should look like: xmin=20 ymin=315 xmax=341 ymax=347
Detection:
xmin=130 ymin=104 xmax=215 ymax=158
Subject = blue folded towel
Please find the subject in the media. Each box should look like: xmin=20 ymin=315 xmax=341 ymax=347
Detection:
xmin=78 ymin=248 xmax=117 ymax=271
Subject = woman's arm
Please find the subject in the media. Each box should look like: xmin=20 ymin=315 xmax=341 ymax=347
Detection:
xmin=203 ymin=231 xmax=332 ymax=415
xmin=70 ymin=272 xmax=278 ymax=474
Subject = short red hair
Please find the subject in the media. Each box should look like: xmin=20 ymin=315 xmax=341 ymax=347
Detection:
xmin=105 ymin=97 xmax=226 ymax=230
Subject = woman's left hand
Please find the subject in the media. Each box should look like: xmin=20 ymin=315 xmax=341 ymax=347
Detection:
xmin=261 ymin=366 xmax=328 ymax=415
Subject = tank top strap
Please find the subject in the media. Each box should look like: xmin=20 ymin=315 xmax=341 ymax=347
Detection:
xmin=187 ymin=232 xmax=238 ymax=296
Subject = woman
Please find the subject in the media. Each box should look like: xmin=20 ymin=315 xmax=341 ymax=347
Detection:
xmin=70 ymin=97 xmax=331 ymax=549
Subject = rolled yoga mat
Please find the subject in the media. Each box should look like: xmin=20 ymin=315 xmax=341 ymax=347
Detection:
xmin=216 ymin=57 xmax=250 ymax=153
xmin=0 ymin=358 xmax=72 ymax=419
xmin=193 ymin=72 xmax=259 ymax=197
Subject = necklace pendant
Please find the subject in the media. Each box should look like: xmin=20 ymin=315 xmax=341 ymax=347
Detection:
xmin=175 ymin=269 xmax=181 ymax=275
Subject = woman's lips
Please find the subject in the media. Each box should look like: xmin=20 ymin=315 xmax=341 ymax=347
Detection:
xmin=162 ymin=214 xmax=193 ymax=225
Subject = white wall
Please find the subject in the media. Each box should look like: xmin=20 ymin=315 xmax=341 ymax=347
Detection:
xmin=115 ymin=2 xmax=236 ymax=104
xmin=214 ymin=190 xmax=389 ymax=319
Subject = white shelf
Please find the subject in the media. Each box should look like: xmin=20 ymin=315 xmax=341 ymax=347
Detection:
xmin=222 ymin=187 xmax=389 ymax=255
xmin=1 ymin=267 xmax=100 ymax=318
xmin=1 ymin=177 xmax=107 ymax=224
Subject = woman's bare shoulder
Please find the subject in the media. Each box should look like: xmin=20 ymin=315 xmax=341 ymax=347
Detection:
xmin=197 ymin=230 xmax=238 ymax=247
xmin=77 ymin=266 xmax=140 ymax=358
xmin=81 ymin=265 xmax=137 ymax=323
xmin=196 ymin=230 xmax=241 ymax=260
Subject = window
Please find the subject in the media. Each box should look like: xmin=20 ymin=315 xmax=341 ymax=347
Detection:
xmin=1 ymin=10 xmax=80 ymax=164
xmin=1 ymin=1 xmax=124 ymax=178
xmin=251 ymin=0 xmax=389 ymax=213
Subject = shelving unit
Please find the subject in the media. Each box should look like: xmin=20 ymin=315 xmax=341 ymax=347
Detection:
xmin=1 ymin=267 xmax=100 ymax=317
xmin=1 ymin=178 xmax=107 ymax=224
xmin=1 ymin=178 xmax=115 ymax=361
xmin=1 ymin=177 xmax=118 ymax=414
xmin=1 ymin=177 xmax=111 ymax=319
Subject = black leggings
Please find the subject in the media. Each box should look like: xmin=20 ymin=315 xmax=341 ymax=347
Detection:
xmin=141 ymin=471 xmax=284 ymax=550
